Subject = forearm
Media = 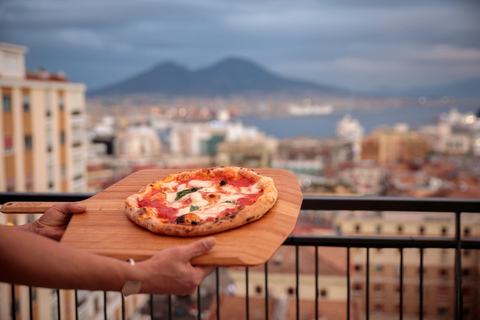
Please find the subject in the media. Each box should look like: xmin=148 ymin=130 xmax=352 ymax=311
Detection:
xmin=0 ymin=225 xmax=134 ymax=292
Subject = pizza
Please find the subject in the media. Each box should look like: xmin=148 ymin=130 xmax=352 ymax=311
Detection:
xmin=125 ymin=166 xmax=278 ymax=236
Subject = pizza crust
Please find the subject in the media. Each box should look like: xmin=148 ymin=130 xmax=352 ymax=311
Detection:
xmin=125 ymin=167 xmax=278 ymax=236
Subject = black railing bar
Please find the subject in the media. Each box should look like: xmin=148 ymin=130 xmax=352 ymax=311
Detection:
xmin=346 ymin=245 xmax=350 ymax=320
xmin=296 ymin=244 xmax=299 ymax=320
xmin=419 ymin=248 xmax=424 ymax=320
xmin=103 ymin=291 xmax=108 ymax=320
xmin=265 ymin=261 xmax=269 ymax=320
xmin=57 ymin=289 xmax=61 ymax=320
xmin=283 ymin=235 xmax=480 ymax=248
xmin=315 ymin=244 xmax=319 ymax=320
xmin=366 ymin=247 xmax=369 ymax=320
xmin=11 ymin=284 xmax=16 ymax=320
xmin=216 ymin=267 xmax=220 ymax=320
xmin=455 ymin=211 xmax=463 ymax=320
xmin=302 ymin=195 xmax=480 ymax=213
xmin=103 ymin=291 xmax=107 ymax=319
xmin=29 ymin=286 xmax=33 ymax=320
xmin=0 ymin=192 xmax=93 ymax=203
xmin=121 ymin=293 xmax=125 ymax=320
xmin=75 ymin=290 xmax=79 ymax=320
xmin=197 ymin=283 xmax=202 ymax=320
xmin=245 ymin=267 xmax=250 ymax=320
xmin=399 ymin=248 xmax=403 ymax=320
xmin=168 ymin=294 xmax=172 ymax=320
xmin=150 ymin=294 xmax=154 ymax=319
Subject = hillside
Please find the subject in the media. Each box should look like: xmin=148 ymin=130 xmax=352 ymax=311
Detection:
xmin=89 ymin=57 xmax=347 ymax=97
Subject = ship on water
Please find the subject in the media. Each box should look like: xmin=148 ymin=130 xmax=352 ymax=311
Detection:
xmin=288 ymin=104 xmax=334 ymax=116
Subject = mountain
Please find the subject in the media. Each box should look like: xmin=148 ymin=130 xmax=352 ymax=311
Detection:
xmin=89 ymin=57 xmax=347 ymax=97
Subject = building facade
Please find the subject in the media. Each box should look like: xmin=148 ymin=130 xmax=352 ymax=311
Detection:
xmin=0 ymin=42 xmax=87 ymax=195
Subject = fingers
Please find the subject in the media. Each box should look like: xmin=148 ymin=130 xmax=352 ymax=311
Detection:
xmin=182 ymin=237 xmax=216 ymax=261
xmin=51 ymin=202 xmax=86 ymax=215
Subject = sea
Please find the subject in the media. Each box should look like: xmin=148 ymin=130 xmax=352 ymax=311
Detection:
xmin=238 ymin=105 xmax=479 ymax=139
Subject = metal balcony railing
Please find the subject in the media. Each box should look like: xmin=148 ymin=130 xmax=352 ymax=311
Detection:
xmin=1 ymin=193 xmax=479 ymax=320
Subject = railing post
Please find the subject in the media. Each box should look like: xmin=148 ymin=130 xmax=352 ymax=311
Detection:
xmin=454 ymin=211 xmax=463 ymax=320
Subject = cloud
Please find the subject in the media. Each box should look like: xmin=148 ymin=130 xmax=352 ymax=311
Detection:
xmin=0 ymin=0 xmax=479 ymax=91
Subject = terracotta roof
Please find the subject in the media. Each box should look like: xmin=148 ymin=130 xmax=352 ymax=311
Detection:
xmin=231 ymin=246 xmax=347 ymax=276
xmin=206 ymin=295 xmax=358 ymax=320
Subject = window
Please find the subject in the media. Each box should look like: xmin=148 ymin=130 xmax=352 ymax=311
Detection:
xmin=59 ymin=94 xmax=65 ymax=110
xmin=22 ymin=94 xmax=30 ymax=112
xmin=24 ymin=135 xmax=33 ymax=150
xmin=397 ymin=225 xmax=403 ymax=234
xmin=355 ymin=224 xmax=361 ymax=233
xmin=354 ymin=264 xmax=362 ymax=272
xmin=438 ymin=307 xmax=448 ymax=318
xmin=439 ymin=268 xmax=448 ymax=281
xmin=374 ymin=264 xmax=383 ymax=273
xmin=2 ymin=94 xmax=12 ymax=112
xmin=61 ymin=165 xmax=67 ymax=180
xmin=319 ymin=289 xmax=327 ymax=298
xmin=353 ymin=283 xmax=362 ymax=294
xmin=419 ymin=226 xmax=425 ymax=235
xmin=373 ymin=284 xmax=383 ymax=295
xmin=4 ymin=136 xmax=13 ymax=154
xmin=374 ymin=304 xmax=384 ymax=314
xmin=464 ymin=227 xmax=471 ymax=237
xmin=441 ymin=226 xmax=448 ymax=236
xmin=60 ymin=131 xmax=66 ymax=145
xmin=376 ymin=225 xmax=382 ymax=234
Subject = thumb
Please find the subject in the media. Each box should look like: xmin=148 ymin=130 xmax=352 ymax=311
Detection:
xmin=183 ymin=237 xmax=216 ymax=261
xmin=65 ymin=202 xmax=87 ymax=214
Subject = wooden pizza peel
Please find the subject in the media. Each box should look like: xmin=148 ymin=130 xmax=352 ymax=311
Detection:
xmin=1 ymin=169 xmax=303 ymax=266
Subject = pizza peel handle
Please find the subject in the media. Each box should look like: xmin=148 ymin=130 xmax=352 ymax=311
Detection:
xmin=0 ymin=202 xmax=58 ymax=214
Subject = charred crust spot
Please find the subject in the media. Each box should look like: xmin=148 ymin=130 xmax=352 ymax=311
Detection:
xmin=246 ymin=217 xmax=254 ymax=222
xmin=208 ymin=194 xmax=216 ymax=198
xmin=191 ymin=220 xmax=198 ymax=225
xmin=175 ymin=213 xmax=200 ymax=224
xmin=219 ymin=179 xmax=228 ymax=186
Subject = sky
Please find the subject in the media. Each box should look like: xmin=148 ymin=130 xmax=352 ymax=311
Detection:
xmin=1 ymin=0 xmax=480 ymax=93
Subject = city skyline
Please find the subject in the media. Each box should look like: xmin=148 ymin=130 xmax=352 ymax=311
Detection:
xmin=1 ymin=0 xmax=479 ymax=93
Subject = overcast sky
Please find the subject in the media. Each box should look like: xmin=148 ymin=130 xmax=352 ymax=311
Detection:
xmin=1 ymin=0 xmax=479 ymax=93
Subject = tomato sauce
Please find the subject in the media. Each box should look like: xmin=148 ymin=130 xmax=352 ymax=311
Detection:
xmin=138 ymin=197 xmax=178 ymax=220
xmin=236 ymin=192 xmax=262 ymax=206
xmin=227 ymin=177 xmax=256 ymax=189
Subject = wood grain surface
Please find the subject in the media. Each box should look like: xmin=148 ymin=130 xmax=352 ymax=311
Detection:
xmin=7 ymin=169 xmax=303 ymax=266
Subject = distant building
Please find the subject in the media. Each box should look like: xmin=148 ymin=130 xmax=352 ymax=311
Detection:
xmin=0 ymin=42 xmax=87 ymax=194
xmin=361 ymin=124 xmax=430 ymax=164
xmin=0 ymin=42 xmax=147 ymax=320
xmin=335 ymin=210 xmax=480 ymax=319
xmin=224 ymin=245 xmax=355 ymax=320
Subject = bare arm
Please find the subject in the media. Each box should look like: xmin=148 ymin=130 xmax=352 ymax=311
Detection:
xmin=0 ymin=225 xmax=216 ymax=295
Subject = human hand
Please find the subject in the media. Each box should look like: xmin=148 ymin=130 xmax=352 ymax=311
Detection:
xmin=19 ymin=203 xmax=86 ymax=241
xmin=137 ymin=237 xmax=217 ymax=296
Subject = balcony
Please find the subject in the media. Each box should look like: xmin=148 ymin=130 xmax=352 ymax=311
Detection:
xmin=1 ymin=193 xmax=479 ymax=320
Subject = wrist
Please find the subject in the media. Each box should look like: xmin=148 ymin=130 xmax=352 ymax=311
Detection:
xmin=121 ymin=259 xmax=142 ymax=296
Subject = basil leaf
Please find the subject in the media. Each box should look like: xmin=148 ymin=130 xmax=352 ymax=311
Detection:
xmin=190 ymin=205 xmax=200 ymax=212
xmin=175 ymin=187 xmax=201 ymax=201
xmin=223 ymin=201 xmax=238 ymax=205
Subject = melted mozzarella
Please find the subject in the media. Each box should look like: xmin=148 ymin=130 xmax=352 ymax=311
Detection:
xmin=162 ymin=179 xmax=263 ymax=221
xmin=189 ymin=180 xmax=214 ymax=188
